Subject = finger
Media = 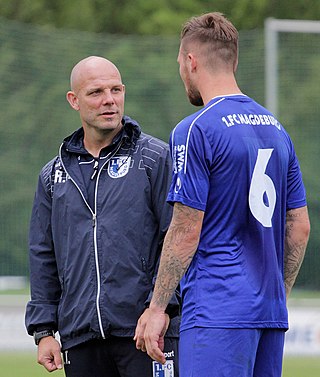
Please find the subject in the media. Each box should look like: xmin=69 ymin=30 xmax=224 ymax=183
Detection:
xmin=135 ymin=334 xmax=146 ymax=351
xmin=53 ymin=350 xmax=63 ymax=370
xmin=139 ymin=342 xmax=146 ymax=352
xmin=145 ymin=339 xmax=166 ymax=364
xmin=42 ymin=358 xmax=58 ymax=372
xmin=148 ymin=348 xmax=166 ymax=364
xmin=133 ymin=326 xmax=140 ymax=342
xmin=134 ymin=324 xmax=145 ymax=350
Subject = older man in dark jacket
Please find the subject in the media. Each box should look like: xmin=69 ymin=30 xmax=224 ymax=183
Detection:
xmin=25 ymin=56 xmax=180 ymax=377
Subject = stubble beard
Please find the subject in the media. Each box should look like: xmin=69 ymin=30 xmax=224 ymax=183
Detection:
xmin=186 ymin=80 xmax=203 ymax=107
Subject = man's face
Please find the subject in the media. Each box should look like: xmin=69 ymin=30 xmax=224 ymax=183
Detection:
xmin=71 ymin=61 xmax=125 ymax=136
xmin=177 ymin=45 xmax=203 ymax=107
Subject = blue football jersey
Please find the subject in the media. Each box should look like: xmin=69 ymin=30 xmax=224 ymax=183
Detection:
xmin=167 ymin=94 xmax=307 ymax=331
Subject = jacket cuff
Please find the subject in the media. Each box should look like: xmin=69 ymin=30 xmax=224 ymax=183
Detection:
xmin=165 ymin=303 xmax=180 ymax=319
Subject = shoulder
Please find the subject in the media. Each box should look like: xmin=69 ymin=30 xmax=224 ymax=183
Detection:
xmin=40 ymin=156 xmax=57 ymax=177
xmin=137 ymin=132 xmax=170 ymax=158
xmin=39 ymin=156 xmax=60 ymax=195
xmin=135 ymin=133 xmax=171 ymax=177
xmin=171 ymin=110 xmax=210 ymax=146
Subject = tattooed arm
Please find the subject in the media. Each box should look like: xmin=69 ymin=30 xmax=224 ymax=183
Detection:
xmin=140 ymin=202 xmax=204 ymax=363
xmin=151 ymin=202 xmax=204 ymax=308
xmin=284 ymin=206 xmax=310 ymax=299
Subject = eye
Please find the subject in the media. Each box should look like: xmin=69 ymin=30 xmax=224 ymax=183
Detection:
xmin=112 ymin=86 xmax=123 ymax=93
xmin=88 ymin=89 xmax=102 ymax=96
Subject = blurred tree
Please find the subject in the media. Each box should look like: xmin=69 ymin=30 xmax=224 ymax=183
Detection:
xmin=0 ymin=0 xmax=320 ymax=34
xmin=0 ymin=10 xmax=319 ymax=287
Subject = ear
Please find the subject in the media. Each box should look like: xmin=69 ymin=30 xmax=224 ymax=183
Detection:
xmin=188 ymin=53 xmax=197 ymax=72
xmin=66 ymin=91 xmax=80 ymax=111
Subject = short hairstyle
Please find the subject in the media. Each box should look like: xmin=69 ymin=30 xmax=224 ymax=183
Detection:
xmin=180 ymin=12 xmax=239 ymax=72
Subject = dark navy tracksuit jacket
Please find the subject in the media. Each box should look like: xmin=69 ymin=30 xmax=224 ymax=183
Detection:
xmin=25 ymin=116 xmax=180 ymax=350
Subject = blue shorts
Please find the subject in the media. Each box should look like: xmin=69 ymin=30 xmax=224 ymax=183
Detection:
xmin=179 ymin=327 xmax=285 ymax=377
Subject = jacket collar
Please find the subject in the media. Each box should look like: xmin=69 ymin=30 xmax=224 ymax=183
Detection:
xmin=62 ymin=115 xmax=141 ymax=155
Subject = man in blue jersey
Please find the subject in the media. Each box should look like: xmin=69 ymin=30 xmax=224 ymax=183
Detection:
xmin=135 ymin=12 xmax=310 ymax=377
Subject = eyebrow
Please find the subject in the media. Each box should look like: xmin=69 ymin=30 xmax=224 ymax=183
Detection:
xmin=87 ymin=83 xmax=123 ymax=91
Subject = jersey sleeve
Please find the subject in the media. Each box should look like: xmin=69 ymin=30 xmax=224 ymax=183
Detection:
xmin=286 ymin=143 xmax=307 ymax=210
xmin=167 ymin=121 xmax=211 ymax=211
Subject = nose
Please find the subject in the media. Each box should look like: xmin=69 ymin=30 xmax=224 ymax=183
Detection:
xmin=102 ymin=90 xmax=114 ymax=104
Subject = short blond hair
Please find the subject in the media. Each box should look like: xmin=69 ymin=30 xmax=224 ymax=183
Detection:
xmin=180 ymin=12 xmax=239 ymax=72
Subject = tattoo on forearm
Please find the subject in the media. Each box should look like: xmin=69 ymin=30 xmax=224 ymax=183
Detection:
xmin=284 ymin=241 xmax=305 ymax=293
xmin=152 ymin=203 xmax=203 ymax=308
xmin=284 ymin=209 xmax=309 ymax=295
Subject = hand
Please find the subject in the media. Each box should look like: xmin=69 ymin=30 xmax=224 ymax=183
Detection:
xmin=144 ymin=307 xmax=170 ymax=365
xmin=134 ymin=308 xmax=151 ymax=352
xmin=37 ymin=336 xmax=63 ymax=372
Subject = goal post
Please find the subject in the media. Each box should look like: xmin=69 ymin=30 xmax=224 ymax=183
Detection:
xmin=264 ymin=18 xmax=320 ymax=116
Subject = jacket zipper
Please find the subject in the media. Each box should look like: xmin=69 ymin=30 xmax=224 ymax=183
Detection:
xmin=90 ymin=159 xmax=99 ymax=180
xmin=59 ymin=141 xmax=124 ymax=340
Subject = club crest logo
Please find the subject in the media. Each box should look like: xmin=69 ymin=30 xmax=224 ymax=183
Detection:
xmin=152 ymin=360 xmax=174 ymax=377
xmin=108 ymin=156 xmax=131 ymax=178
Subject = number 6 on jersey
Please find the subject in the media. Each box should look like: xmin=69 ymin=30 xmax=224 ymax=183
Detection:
xmin=249 ymin=148 xmax=276 ymax=227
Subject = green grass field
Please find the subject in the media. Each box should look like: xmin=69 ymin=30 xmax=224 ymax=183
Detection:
xmin=0 ymin=353 xmax=319 ymax=376
xmin=282 ymin=357 xmax=320 ymax=376
xmin=0 ymin=353 xmax=64 ymax=377
xmin=1 ymin=290 xmax=319 ymax=375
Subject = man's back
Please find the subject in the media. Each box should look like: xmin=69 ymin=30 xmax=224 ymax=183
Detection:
xmin=167 ymin=94 xmax=307 ymax=331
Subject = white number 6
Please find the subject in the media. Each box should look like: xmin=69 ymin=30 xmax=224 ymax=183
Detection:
xmin=248 ymin=149 xmax=276 ymax=227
